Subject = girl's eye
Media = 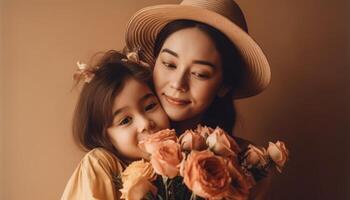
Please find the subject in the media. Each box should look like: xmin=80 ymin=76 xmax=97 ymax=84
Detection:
xmin=191 ymin=72 xmax=210 ymax=79
xmin=162 ymin=61 xmax=176 ymax=69
xmin=145 ymin=102 xmax=158 ymax=111
xmin=118 ymin=116 xmax=132 ymax=126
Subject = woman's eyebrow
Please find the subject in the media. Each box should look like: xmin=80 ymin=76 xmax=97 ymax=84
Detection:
xmin=161 ymin=48 xmax=215 ymax=68
xmin=161 ymin=48 xmax=178 ymax=57
xmin=192 ymin=60 xmax=216 ymax=69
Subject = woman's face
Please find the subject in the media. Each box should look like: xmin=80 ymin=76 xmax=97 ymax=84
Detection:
xmin=107 ymin=77 xmax=170 ymax=161
xmin=153 ymin=27 xmax=224 ymax=122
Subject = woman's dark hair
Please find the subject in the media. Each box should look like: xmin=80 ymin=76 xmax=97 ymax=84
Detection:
xmin=72 ymin=50 xmax=152 ymax=154
xmin=154 ymin=20 xmax=244 ymax=134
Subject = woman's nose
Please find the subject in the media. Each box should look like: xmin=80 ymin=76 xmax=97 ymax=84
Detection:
xmin=170 ymin=70 xmax=188 ymax=92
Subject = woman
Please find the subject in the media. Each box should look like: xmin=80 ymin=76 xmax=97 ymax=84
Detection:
xmin=125 ymin=0 xmax=270 ymax=136
xmin=125 ymin=0 xmax=272 ymax=198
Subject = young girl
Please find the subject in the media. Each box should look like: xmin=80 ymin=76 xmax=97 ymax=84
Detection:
xmin=61 ymin=50 xmax=170 ymax=200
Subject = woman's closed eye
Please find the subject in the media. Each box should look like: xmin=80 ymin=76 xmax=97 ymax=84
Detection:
xmin=191 ymin=71 xmax=210 ymax=79
xmin=162 ymin=61 xmax=176 ymax=69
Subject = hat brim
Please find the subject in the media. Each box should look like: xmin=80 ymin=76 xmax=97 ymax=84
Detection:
xmin=125 ymin=4 xmax=271 ymax=99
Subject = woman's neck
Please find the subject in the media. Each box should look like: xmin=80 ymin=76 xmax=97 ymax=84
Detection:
xmin=171 ymin=114 xmax=204 ymax=135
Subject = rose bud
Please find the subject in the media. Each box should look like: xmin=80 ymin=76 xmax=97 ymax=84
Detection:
xmin=206 ymin=127 xmax=240 ymax=157
xmin=179 ymin=129 xmax=207 ymax=151
xmin=267 ymin=141 xmax=289 ymax=172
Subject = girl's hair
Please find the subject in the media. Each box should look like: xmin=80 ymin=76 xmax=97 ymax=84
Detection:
xmin=72 ymin=50 xmax=152 ymax=153
xmin=153 ymin=20 xmax=244 ymax=133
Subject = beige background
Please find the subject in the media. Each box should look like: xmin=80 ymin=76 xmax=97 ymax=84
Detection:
xmin=1 ymin=0 xmax=349 ymax=199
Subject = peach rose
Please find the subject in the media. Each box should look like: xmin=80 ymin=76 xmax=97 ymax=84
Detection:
xmin=224 ymin=156 xmax=255 ymax=198
xmin=120 ymin=176 xmax=157 ymax=200
xmin=195 ymin=124 xmax=215 ymax=139
xmin=121 ymin=160 xmax=157 ymax=182
xmin=206 ymin=127 xmax=240 ymax=157
xmin=179 ymin=152 xmax=187 ymax=177
xmin=120 ymin=160 xmax=157 ymax=200
xmin=244 ymin=144 xmax=268 ymax=168
xmin=183 ymin=150 xmax=232 ymax=199
xmin=179 ymin=129 xmax=207 ymax=151
xmin=267 ymin=141 xmax=289 ymax=172
xmin=138 ymin=129 xmax=177 ymax=155
xmin=150 ymin=140 xmax=183 ymax=178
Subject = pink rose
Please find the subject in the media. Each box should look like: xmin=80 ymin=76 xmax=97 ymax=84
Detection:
xmin=206 ymin=127 xmax=240 ymax=156
xmin=267 ymin=141 xmax=289 ymax=172
xmin=150 ymin=140 xmax=183 ymax=178
xmin=138 ymin=129 xmax=177 ymax=155
xmin=179 ymin=129 xmax=207 ymax=151
xmin=183 ymin=150 xmax=232 ymax=199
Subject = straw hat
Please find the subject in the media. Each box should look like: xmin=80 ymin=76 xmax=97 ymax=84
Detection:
xmin=125 ymin=0 xmax=271 ymax=98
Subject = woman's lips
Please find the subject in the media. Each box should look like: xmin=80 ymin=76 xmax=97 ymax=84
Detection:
xmin=163 ymin=94 xmax=191 ymax=106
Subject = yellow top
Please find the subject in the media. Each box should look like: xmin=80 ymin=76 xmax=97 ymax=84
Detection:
xmin=61 ymin=148 xmax=126 ymax=200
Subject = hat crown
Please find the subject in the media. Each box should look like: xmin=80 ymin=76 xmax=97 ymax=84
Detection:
xmin=181 ymin=0 xmax=248 ymax=32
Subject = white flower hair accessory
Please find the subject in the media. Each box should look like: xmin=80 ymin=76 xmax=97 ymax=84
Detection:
xmin=73 ymin=61 xmax=99 ymax=83
xmin=122 ymin=47 xmax=151 ymax=68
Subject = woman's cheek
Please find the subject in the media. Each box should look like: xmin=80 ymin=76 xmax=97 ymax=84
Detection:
xmin=193 ymin=80 xmax=214 ymax=98
xmin=153 ymin=67 xmax=165 ymax=91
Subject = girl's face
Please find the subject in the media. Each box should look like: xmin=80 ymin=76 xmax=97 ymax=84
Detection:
xmin=153 ymin=27 xmax=224 ymax=122
xmin=107 ymin=78 xmax=170 ymax=160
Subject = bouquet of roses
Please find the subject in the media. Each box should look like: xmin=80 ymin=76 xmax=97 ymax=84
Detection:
xmin=118 ymin=125 xmax=289 ymax=200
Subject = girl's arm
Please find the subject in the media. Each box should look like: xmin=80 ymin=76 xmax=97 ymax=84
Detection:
xmin=61 ymin=148 xmax=124 ymax=200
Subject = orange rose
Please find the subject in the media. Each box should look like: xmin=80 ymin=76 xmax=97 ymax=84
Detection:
xmin=195 ymin=124 xmax=215 ymax=139
xmin=244 ymin=144 xmax=268 ymax=168
xmin=121 ymin=160 xmax=157 ymax=182
xmin=179 ymin=129 xmax=207 ymax=151
xmin=150 ymin=140 xmax=183 ymax=178
xmin=206 ymin=127 xmax=240 ymax=157
xmin=183 ymin=150 xmax=232 ymax=199
xmin=120 ymin=160 xmax=157 ymax=200
xmin=120 ymin=176 xmax=157 ymax=200
xmin=224 ymin=156 xmax=255 ymax=198
xmin=138 ymin=129 xmax=177 ymax=155
xmin=267 ymin=141 xmax=289 ymax=172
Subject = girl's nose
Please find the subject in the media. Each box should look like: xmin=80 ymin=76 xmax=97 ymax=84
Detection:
xmin=138 ymin=116 xmax=156 ymax=134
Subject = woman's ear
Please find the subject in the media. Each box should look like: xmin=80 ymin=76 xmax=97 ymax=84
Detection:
xmin=217 ymin=85 xmax=231 ymax=97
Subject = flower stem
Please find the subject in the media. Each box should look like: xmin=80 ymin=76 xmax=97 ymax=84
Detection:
xmin=162 ymin=176 xmax=168 ymax=200
xmin=190 ymin=193 xmax=197 ymax=200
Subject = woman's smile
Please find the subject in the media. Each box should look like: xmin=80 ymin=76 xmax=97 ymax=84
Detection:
xmin=163 ymin=94 xmax=191 ymax=106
